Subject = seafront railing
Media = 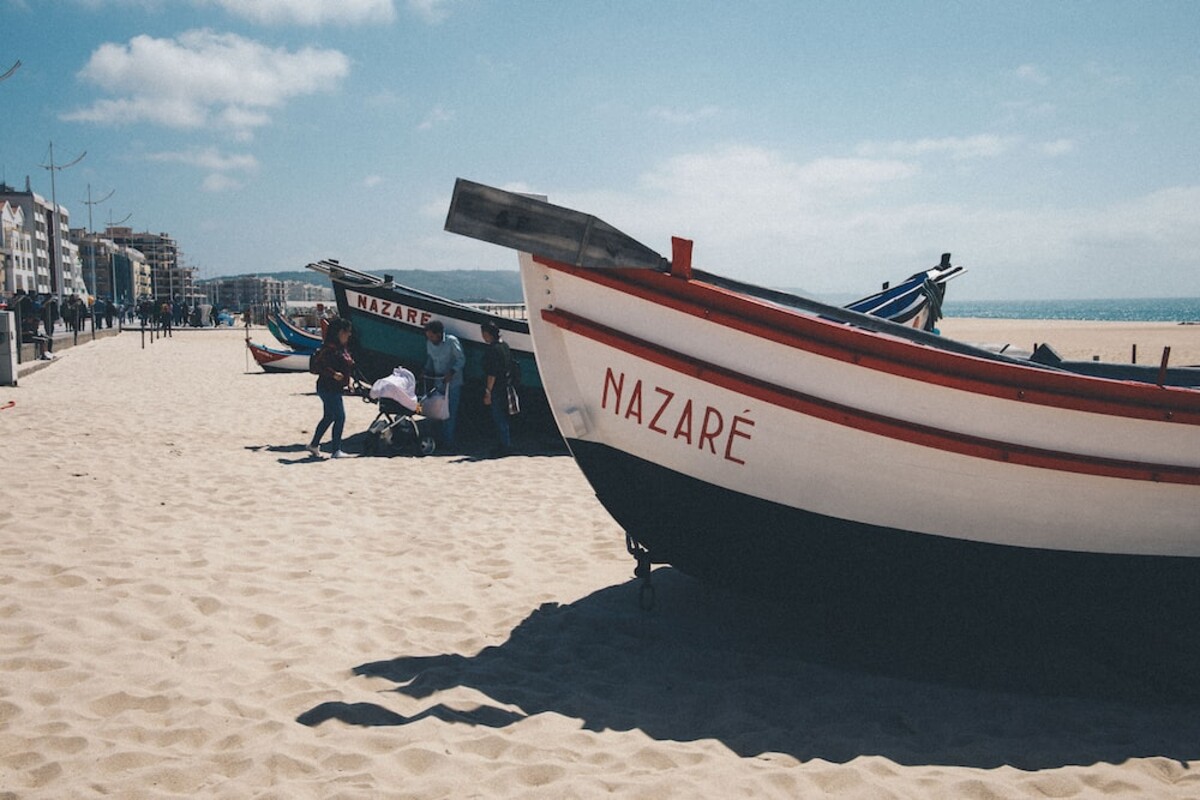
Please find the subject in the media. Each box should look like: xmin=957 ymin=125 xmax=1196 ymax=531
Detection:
xmin=466 ymin=302 xmax=526 ymax=321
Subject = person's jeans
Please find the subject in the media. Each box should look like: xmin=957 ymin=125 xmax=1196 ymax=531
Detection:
xmin=312 ymin=389 xmax=346 ymax=451
xmin=489 ymin=394 xmax=511 ymax=448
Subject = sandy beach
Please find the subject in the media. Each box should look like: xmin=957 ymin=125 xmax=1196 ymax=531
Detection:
xmin=2 ymin=324 xmax=1199 ymax=799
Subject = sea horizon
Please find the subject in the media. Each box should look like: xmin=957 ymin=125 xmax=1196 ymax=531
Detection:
xmin=941 ymin=296 xmax=1200 ymax=323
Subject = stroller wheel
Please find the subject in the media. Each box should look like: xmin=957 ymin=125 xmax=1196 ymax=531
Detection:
xmin=363 ymin=431 xmax=381 ymax=456
xmin=418 ymin=436 xmax=436 ymax=456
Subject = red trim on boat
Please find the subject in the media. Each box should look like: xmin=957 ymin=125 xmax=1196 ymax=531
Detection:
xmin=535 ymin=258 xmax=1200 ymax=425
xmin=542 ymin=307 xmax=1200 ymax=486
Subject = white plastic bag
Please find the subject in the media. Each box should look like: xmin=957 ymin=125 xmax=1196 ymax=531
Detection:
xmin=423 ymin=389 xmax=450 ymax=420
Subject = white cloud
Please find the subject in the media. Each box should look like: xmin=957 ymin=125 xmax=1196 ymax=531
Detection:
xmin=648 ymin=105 xmax=720 ymax=125
xmin=201 ymin=0 xmax=395 ymax=26
xmin=1084 ymin=61 xmax=1133 ymax=87
xmin=547 ymin=146 xmax=920 ymax=279
xmin=406 ymin=0 xmax=452 ymax=23
xmin=201 ymin=173 xmax=244 ymax=192
xmin=363 ymin=174 xmax=384 ymax=188
xmin=513 ymin=145 xmax=1200 ymax=299
xmin=146 ymin=146 xmax=259 ymax=172
xmin=1037 ymin=138 xmax=1076 ymax=156
xmin=1015 ymin=64 xmax=1048 ymax=85
xmin=417 ymin=105 xmax=454 ymax=130
xmin=147 ymin=146 xmax=258 ymax=193
xmin=856 ymin=135 xmax=1019 ymax=161
xmin=64 ymin=29 xmax=350 ymax=137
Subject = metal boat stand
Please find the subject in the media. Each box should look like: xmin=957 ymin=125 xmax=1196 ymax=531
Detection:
xmin=625 ymin=532 xmax=656 ymax=611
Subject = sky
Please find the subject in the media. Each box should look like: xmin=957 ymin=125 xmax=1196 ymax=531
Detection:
xmin=2 ymin=0 xmax=1199 ymax=300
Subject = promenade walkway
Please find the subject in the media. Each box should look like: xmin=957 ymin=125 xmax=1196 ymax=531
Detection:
xmin=16 ymin=322 xmax=128 ymax=380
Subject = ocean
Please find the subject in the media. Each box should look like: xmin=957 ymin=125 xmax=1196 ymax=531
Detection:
xmin=942 ymin=297 xmax=1200 ymax=323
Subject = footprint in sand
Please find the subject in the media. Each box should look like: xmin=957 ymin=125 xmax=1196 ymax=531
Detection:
xmin=191 ymin=596 xmax=222 ymax=615
xmin=88 ymin=691 xmax=170 ymax=716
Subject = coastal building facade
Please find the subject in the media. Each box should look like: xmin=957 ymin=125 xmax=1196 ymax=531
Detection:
xmin=104 ymin=227 xmax=196 ymax=304
xmin=69 ymin=229 xmax=153 ymax=302
xmin=285 ymin=280 xmax=334 ymax=303
xmin=1 ymin=200 xmax=35 ymax=294
xmin=0 ymin=179 xmax=75 ymax=298
xmin=200 ymin=275 xmax=287 ymax=310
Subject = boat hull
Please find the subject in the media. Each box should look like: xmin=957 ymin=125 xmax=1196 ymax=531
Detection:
xmin=328 ymin=276 xmax=542 ymax=390
xmin=566 ymin=437 xmax=1199 ymax=602
xmin=247 ymin=340 xmax=311 ymax=373
xmin=269 ymin=312 xmax=321 ymax=353
xmin=518 ymin=253 xmax=1200 ymax=571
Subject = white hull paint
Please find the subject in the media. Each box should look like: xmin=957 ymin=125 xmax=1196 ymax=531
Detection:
xmin=520 ymin=253 xmax=1200 ymax=558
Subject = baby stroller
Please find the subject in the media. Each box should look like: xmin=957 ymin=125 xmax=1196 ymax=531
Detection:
xmin=356 ymin=367 xmax=438 ymax=457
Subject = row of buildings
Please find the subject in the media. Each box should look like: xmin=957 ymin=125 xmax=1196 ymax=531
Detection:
xmin=1 ymin=176 xmax=333 ymax=310
xmin=0 ymin=176 xmax=190 ymax=304
xmin=196 ymin=275 xmax=333 ymax=310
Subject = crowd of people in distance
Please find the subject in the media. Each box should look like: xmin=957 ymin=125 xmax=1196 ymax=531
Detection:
xmin=0 ymin=290 xmax=233 ymax=357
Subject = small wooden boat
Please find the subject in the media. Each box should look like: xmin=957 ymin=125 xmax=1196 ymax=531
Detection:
xmin=445 ymin=179 xmax=1200 ymax=603
xmin=267 ymin=311 xmax=322 ymax=353
xmin=247 ymin=339 xmax=311 ymax=373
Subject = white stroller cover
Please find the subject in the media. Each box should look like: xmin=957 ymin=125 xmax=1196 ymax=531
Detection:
xmin=369 ymin=367 xmax=419 ymax=411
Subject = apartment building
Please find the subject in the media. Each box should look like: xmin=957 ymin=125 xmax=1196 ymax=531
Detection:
xmin=201 ymin=275 xmax=286 ymax=310
xmin=104 ymin=226 xmax=196 ymax=303
xmin=1 ymin=200 xmax=35 ymax=294
xmin=69 ymin=228 xmax=153 ymax=302
xmin=0 ymin=180 xmax=56 ymax=296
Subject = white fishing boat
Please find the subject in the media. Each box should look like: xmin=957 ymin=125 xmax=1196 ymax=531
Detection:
xmin=445 ymin=179 xmax=1200 ymax=602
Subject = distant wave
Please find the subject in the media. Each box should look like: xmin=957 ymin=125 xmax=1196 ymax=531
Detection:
xmin=943 ymin=298 xmax=1200 ymax=323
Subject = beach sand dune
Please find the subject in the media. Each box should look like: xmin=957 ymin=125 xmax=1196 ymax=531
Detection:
xmin=1 ymin=327 xmax=1198 ymax=798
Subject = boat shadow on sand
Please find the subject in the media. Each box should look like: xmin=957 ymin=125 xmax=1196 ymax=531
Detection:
xmin=298 ymin=568 xmax=1200 ymax=770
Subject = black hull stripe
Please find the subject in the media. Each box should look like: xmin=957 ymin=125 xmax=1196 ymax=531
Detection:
xmin=568 ymin=438 xmax=1200 ymax=595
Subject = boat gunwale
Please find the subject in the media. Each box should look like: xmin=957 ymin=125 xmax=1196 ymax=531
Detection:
xmin=330 ymin=274 xmax=531 ymax=332
xmin=534 ymin=257 xmax=1200 ymax=423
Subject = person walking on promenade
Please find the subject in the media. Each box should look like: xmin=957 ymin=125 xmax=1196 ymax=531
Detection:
xmin=422 ymin=320 xmax=465 ymax=452
xmin=42 ymin=295 xmax=59 ymax=346
xmin=480 ymin=322 xmax=514 ymax=456
xmin=306 ymin=318 xmax=355 ymax=459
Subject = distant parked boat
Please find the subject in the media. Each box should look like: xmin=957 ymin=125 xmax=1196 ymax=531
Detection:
xmin=306 ymin=259 xmax=541 ymax=388
xmin=247 ymin=339 xmax=310 ymax=373
xmin=266 ymin=311 xmax=321 ymax=353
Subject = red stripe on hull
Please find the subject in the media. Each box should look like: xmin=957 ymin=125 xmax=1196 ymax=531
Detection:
xmin=536 ymin=259 xmax=1200 ymax=425
xmin=542 ymin=308 xmax=1200 ymax=486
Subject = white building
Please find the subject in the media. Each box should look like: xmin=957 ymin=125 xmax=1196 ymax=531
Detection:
xmin=1 ymin=200 xmax=36 ymax=294
xmin=0 ymin=178 xmax=84 ymax=299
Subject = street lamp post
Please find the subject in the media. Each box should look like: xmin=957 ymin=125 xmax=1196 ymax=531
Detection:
xmin=83 ymin=184 xmax=114 ymax=337
xmin=40 ymin=141 xmax=85 ymax=304
xmin=105 ymin=210 xmax=132 ymax=309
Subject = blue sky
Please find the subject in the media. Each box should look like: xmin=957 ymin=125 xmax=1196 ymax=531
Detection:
xmin=2 ymin=0 xmax=1198 ymax=299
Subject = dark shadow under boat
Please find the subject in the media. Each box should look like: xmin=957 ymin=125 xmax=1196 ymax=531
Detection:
xmin=299 ymin=568 xmax=1200 ymax=770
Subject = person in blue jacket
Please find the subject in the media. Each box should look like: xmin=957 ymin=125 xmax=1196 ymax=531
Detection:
xmin=422 ymin=320 xmax=465 ymax=452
